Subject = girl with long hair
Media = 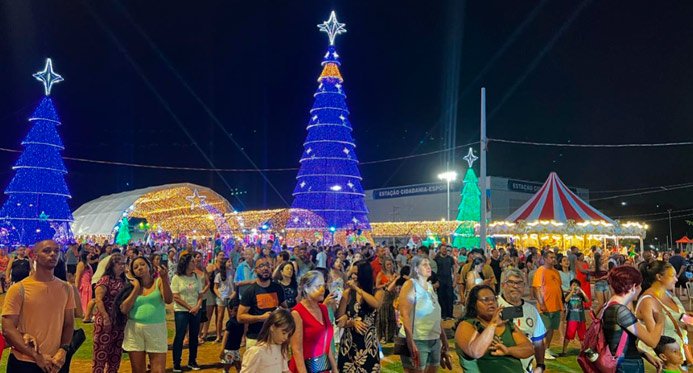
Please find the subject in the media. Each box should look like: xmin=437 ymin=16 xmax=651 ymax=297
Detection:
xmin=92 ymin=253 xmax=127 ymax=373
xmin=119 ymin=256 xmax=173 ymax=373
xmin=214 ymin=257 xmax=235 ymax=345
xmin=240 ymin=308 xmax=296 ymax=373
xmin=171 ymin=254 xmax=203 ymax=371
xmin=375 ymin=258 xmax=397 ymax=343
xmin=75 ymin=251 xmax=93 ymax=321
xmin=336 ymin=260 xmax=384 ymax=372
xmin=275 ymin=261 xmax=298 ymax=309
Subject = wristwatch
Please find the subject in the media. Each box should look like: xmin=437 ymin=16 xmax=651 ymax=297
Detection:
xmin=60 ymin=344 xmax=72 ymax=354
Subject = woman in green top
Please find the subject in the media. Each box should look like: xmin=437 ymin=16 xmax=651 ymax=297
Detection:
xmin=120 ymin=256 xmax=173 ymax=373
xmin=455 ymin=285 xmax=533 ymax=373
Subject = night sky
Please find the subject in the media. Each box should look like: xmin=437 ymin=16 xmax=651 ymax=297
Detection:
xmin=0 ymin=1 xmax=691 ymax=244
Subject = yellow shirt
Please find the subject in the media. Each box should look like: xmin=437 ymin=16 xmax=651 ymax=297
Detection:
xmin=532 ymin=266 xmax=563 ymax=312
xmin=1 ymin=277 xmax=75 ymax=363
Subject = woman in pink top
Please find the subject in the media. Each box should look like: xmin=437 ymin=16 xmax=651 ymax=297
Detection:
xmin=75 ymin=251 xmax=94 ymax=318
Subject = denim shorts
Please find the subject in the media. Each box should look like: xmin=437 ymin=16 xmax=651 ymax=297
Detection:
xmin=400 ymin=339 xmax=441 ymax=370
xmin=617 ymin=357 xmax=644 ymax=373
xmin=595 ymin=280 xmax=610 ymax=292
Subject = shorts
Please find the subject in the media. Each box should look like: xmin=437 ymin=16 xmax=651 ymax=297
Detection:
xmin=595 ymin=280 xmax=610 ymax=292
xmin=565 ymin=320 xmax=586 ymax=341
xmin=400 ymin=339 xmax=441 ymax=370
xmin=541 ymin=311 xmax=561 ymax=330
xmin=221 ymin=349 xmax=241 ymax=365
xmin=122 ymin=321 xmax=168 ymax=353
xmin=216 ymin=297 xmax=230 ymax=307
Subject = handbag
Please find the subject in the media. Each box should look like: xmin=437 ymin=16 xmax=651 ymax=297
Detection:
xmin=304 ymin=307 xmax=332 ymax=373
xmin=393 ymin=282 xmax=417 ymax=356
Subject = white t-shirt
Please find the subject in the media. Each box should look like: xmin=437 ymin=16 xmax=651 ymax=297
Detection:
xmin=171 ymin=274 xmax=201 ymax=312
xmin=316 ymin=251 xmax=327 ymax=269
xmin=240 ymin=343 xmax=288 ymax=373
xmin=214 ymin=271 xmax=234 ymax=299
xmin=497 ymin=294 xmax=546 ymax=372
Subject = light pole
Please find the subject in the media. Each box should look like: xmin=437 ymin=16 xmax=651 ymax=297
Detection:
xmin=668 ymin=209 xmax=673 ymax=248
xmin=438 ymin=171 xmax=458 ymax=221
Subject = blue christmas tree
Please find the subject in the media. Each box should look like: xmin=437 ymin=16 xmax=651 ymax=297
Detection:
xmin=290 ymin=11 xmax=370 ymax=230
xmin=0 ymin=59 xmax=73 ymax=246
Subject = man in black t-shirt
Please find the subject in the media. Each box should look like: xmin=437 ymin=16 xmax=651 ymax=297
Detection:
xmin=237 ymin=256 xmax=286 ymax=346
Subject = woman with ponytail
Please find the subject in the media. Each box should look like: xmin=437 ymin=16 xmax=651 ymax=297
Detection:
xmin=635 ymin=260 xmax=693 ymax=370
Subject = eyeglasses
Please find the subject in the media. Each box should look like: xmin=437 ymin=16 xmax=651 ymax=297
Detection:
xmin=504 ymin=279 xmax=525 ymax=287
xmin=256 ymin=262 xmax=271 ymax=268
xmin=477 ymin=296 xmax=497 ymax=304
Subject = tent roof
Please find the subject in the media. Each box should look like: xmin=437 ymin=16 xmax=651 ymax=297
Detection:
xmin=505 ymin=172 xmax=615 ymax=224
xmin=676 ymin=236 xmax=691 ymax=243
xmin=72 ymin=183 xmax=231 ymax=236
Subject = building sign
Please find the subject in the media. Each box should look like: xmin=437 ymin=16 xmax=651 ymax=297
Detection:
xmin=372 ymin=182 xmax=450 ymax=200
xmin=507 ymin=179 xmax=578 ymax=194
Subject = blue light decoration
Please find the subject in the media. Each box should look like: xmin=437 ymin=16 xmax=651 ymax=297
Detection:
xmin=0 ymin=58 xmax=73 ymax=246
xmin=290 ymin=11 xmax=370 ymax=231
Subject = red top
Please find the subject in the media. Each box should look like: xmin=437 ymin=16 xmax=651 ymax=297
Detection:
xmin=371 ymin=257 xmax=382 ymax=279
xmin=289 ymin=302 xmax=333 ymax=372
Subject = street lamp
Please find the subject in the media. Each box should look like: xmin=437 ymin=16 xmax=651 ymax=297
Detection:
xmin=668 ymin=209 xmax=673 ymax=248
xmin=438 ymin=171 xmax=458 ymax=221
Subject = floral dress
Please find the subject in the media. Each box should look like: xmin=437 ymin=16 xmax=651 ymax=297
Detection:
xmin=338 ymin=295 xmax=380 ymax=373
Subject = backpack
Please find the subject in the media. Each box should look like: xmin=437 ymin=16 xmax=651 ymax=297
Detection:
xmin=11 ymin=258 xmax=30 ymax=282
xmin=577 ymin=301 xmax=628 ymax=373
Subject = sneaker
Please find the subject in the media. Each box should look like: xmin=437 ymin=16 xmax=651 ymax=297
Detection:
xmin=544 ymin=350 xmax=556 ymax=360
xmin=188 ymin=362 xmax=201 ymax=371
xmin=173 ymin=366 xmax=183 ymax=373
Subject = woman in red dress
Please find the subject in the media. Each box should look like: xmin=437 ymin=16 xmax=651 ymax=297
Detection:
xmin=575 ymin=253 xmax=592 ymax=309
xmin=289 ymin=270 xmax=337 ymax=373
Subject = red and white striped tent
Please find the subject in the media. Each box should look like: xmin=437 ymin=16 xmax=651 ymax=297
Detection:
xmin=505 ymin=172 xmax=615 ymax=224
xmin=489 ymin=172 xmax=647 ymax=248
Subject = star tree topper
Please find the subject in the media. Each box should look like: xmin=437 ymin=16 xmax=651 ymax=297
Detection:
xmin=318 ymin=11 xmax=347 ymax=46
xmin=33 ymin=58 xmax=64 ymax=96
xmin=186 ymin=189 xmax=208 ymax=210
xmin=463 ymin=147 xmax=478 ymax=168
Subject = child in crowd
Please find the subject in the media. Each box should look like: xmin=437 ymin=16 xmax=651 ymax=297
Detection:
xmin=240 ymin=308 xmax=296 ymax=373
xmin=655 ymin=336 xmax=684 ymax=373
xmin=220 ymin=298 xmax=244 ymax=372
xmin=561 ymin=279 xmax=587 ymax=356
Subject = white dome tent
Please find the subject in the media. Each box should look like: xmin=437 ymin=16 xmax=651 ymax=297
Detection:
xmin=72 ymin=183 xmax=233 ymax=241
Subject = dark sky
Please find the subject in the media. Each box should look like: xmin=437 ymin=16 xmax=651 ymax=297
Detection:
xmin=0 ymin=0 xmax=691 ymax=243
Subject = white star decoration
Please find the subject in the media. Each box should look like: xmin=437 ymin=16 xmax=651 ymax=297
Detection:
xmin=33 ymin=58 xmax=64 ymax=96
xmin=317 ymin=11 xmax=347 ymax=46
xmin=339 ymin=114 xmax=345 ymax=122
xmin=347 ymin=181 xmax=354 ymax=189
xmin=352 ymin=217 xmax=359 ymax=223
xmin=306 ymin=148 xmax=312 ymax=154
xmin=185 ymin=189 xmax=208 ymax=210
xmin=300 ymin=181 xmax=306 ymax=188
xmin=463 ymin=147 xmax=479 ymax=168
xmin=343 ymin=147 xmax=350 ymax=155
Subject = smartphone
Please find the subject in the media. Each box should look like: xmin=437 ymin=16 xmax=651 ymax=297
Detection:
xmin=680 ymin=313 xmax=693 ymax=326
xmin=501 ymin=306 xmax=524 ymax=321
xmin=161 ymin=253 xmax=168 ymax=267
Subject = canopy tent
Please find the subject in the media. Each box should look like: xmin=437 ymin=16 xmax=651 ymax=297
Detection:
xmin=676 ymin=236 xmax=693 ymax=252
xmin=489 ymin=172 xmax=647 ymax=250
xmin=72 ymin=183 xmax=233 ymax=241
xmin=676 ymin=236 xmax=691 ymax=244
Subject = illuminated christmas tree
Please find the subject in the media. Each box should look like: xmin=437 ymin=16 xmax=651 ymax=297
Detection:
xmin=0 ymin=59 xmax=73 ymax=245
xmin=453 ymin=148 xmax=481 ymax=248
xmin=115 ymin=217 xmax=131 ymax=246
xmin=290 ymin=12 xmax=370 ymax=230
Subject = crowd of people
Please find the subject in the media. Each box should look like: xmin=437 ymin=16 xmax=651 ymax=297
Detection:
xmin=1 ymin=238 xmax=693 ymax=372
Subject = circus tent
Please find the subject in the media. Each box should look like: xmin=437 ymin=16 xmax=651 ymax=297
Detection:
xmin=489 ymin=172 xmax=647 ymax=249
